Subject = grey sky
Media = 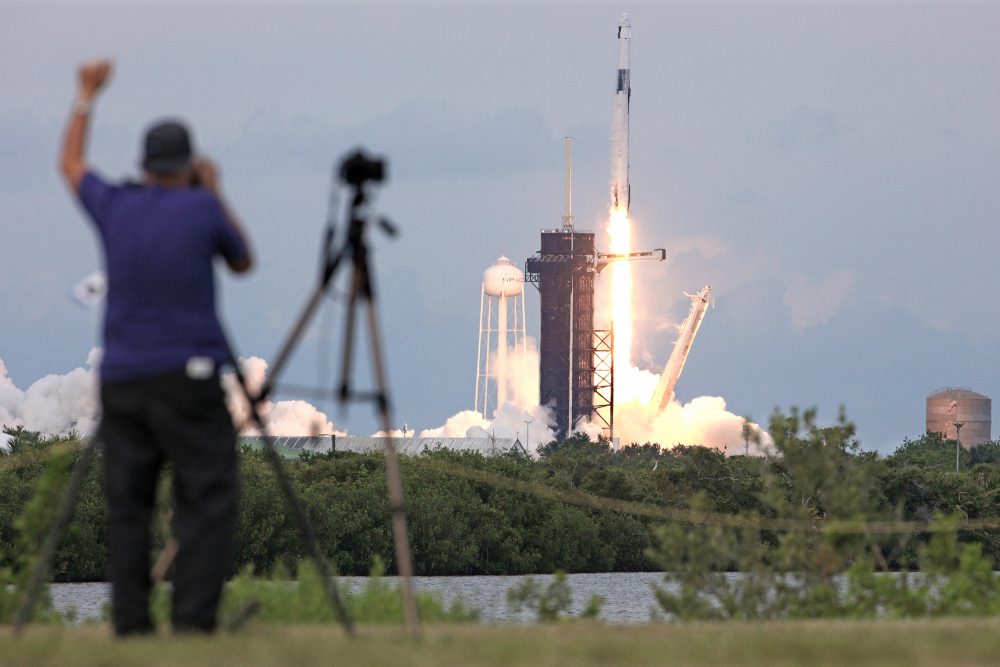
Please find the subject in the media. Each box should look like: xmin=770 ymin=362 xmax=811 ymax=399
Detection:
xmin=3 ymin=1 xmax=999 ymax=451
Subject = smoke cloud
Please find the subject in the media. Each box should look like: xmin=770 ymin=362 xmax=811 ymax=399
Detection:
xmin=224 ymin=356 xmax=342 ymax=437
xmin=560 ymin=275 xmax=773 ymax=454
xmin=0 ymin=350 xmax=100 ymax=436
xmin=575 ymin=350 xmax=770 ymax=455
xmin=459 ymin=337 xmax=556 ymax=452
xmin=0 ymin=339 xmax=768 ymax=457
xmin=0 ymin=352 xmax=344 ymax=442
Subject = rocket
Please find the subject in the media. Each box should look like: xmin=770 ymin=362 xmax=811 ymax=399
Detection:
xmin=611 ymin=13 xmax=631 ymax=213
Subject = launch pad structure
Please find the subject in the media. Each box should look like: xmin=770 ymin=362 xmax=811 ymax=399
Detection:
xmin=525 ymin=222 xmax=662 ymax=441
xmin=525 ymin=227 xmax=600 ymax=440
xmin=526 ymin=137 xmax=663 ymax=441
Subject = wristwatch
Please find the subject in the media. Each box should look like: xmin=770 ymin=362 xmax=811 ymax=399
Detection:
xmin=72 ymin=99 xmax=91 ymax=116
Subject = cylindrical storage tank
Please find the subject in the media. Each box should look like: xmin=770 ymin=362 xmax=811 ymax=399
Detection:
xmin=926 ymin=388 xmax=991 ymax=447
xmin=475 ymin=255 xmax=527 ymax=419
xmin=483 ymin=256 xmax=524 ymax=297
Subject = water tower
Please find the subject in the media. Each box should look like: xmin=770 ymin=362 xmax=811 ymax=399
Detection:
xmin=926 ymin=387 xmax=991 ymax=447
xmin=474 ymin=256 xmax=527 ymax=419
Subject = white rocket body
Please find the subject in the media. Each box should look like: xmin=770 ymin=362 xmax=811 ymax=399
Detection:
xmin=611 ymin=13 xmax=631 ymax=212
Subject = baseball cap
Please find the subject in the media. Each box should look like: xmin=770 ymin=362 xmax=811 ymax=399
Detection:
xmin=142 ymin=120 xmax=193 ymax=174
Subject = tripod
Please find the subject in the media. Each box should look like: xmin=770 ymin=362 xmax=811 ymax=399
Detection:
xmin=247 ymin=150 xmax=419 ymax=636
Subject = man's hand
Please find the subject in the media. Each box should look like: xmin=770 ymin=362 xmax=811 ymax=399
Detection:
xmin=61 ymin=59 xmax=112 ymax=191
xmin=193 ymin=157 xmax=220 ymax=194
xmin=78 ymin=60 xmax=113 ymax=100
xmin=194 ymin=156 xmax=253 ymax=273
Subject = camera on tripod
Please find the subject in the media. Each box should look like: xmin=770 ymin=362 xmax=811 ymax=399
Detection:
xmin=339 ymin=149 xmax=386 ymax=187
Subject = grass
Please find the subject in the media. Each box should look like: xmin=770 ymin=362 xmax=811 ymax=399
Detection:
xmin=3 ymin=618 xmax=1000 ymax=667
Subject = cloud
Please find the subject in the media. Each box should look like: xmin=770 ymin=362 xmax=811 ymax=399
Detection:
xmin=227 ymin=98 xmax=559 ymax=181
xmin=783 ymin=270 xmax=856 ymax=330
xmin=769 ymin=106 xmax=843 ymax=149
xmin=666 ymin=234 xmax=730 ymax=261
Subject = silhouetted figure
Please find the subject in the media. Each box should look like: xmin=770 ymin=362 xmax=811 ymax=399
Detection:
xmin=59 ymin=59 xmax=254 ymax=636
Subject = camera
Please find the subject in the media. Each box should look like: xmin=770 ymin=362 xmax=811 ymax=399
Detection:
xmin=339 ymin=150 xmax=386 ymax=187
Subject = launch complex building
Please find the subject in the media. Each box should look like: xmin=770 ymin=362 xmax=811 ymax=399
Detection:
xmin=525 ymin=226 xmax=604 ymax=441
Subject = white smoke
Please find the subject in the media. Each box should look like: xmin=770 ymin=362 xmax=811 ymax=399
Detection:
xmin=575 ymin=355 xmax=770 ymax=456
xmin=412 ymin=331 xmax=769 ymax=456
xmin=0 ymin=350 xmax=101 ymax=438
xmin=0 ymin=338 xmax=767 ymax=458
xmin=0 ymin=359 xmax=26 ymax=429
xmin=0 ymin=351 xmax=345 ymax=443
xmin=609 ymin=385 xmax=771 ymax=456
xmin=223 ymin=356 xmax=343 ymax=437
xmin=464 ymin=337 xmax=556 ymax=452
xmin=416 ymin=410 xmax=489 ymax=438
xmin=373 ymin=338 xmax=556 ymax=452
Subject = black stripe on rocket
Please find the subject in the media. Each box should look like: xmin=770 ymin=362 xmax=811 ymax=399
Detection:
xmin=617 ymin=69 xmax=630 ymax=93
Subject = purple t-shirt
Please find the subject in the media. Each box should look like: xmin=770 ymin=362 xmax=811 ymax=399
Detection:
xmin=78 ymin=170 xmax=248 ymax=383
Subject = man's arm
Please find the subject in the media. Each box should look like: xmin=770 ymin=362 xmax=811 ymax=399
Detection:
xmin=194 ymin=157 xmax=254 ymax=274
xmin=59 ymin=59 xmax=113 ymax=192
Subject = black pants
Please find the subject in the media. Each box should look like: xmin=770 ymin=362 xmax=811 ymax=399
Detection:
xmin=99 ymin=369 xmax=237 ymax=635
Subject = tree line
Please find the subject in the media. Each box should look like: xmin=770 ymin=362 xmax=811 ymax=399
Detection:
xmin=3 ymin=409 xmax=1000 ymax=583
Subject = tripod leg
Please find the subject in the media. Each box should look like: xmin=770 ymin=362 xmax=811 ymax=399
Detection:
xmin=337 ymin=264 xmax=361 ymax=403
xmin=363 ymin=297 xmax=421 ymax=638
xmin=257 ymin=437 xmax=354 ymax=635
xmin=15 ymin=438 xmax=100 ymax=635
xmin=227 ymin=349 xmax=355 ymax=636
xmin=259 ymin=278 xmax=337 ymax=403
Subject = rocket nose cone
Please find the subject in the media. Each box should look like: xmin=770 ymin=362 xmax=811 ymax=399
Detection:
xmin=619 ymin=13 xmax=630 ymax=27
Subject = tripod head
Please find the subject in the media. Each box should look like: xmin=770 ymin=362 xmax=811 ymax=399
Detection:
xmin=340 ymin=149 xmax=397 ymax=236
xmin=320 ymin=148 xmax=397 ymax=284
xmin=339 ymin=149 xmax=385 ymax=188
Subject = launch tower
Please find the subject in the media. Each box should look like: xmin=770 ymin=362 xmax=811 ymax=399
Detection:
xmin=525 ymin=227 xmax=598 ymax=439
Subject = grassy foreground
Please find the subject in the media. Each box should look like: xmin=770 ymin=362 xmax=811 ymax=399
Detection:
xmin=3 ymin=618 xmax=1000 ymax=667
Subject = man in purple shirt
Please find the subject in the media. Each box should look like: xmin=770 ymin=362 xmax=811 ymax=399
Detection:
xmin=60 ymin=59 xmax=254 ymax=635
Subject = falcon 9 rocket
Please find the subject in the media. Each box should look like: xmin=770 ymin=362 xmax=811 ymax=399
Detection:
xmin=611 ymin=13 xmax=631 ymax=213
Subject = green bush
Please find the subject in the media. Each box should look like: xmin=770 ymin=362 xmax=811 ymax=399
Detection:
xmin=506 ymin=570 xmax=604 ymax=622
xmin=150 ymin=557 xmax=477 ymax=627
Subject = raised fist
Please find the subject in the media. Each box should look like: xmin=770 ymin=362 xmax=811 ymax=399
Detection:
xmin=78 ymin=59 xmax=113 ymax=98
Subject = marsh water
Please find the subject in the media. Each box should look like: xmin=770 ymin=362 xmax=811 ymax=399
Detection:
xmin=50 ymin=572 xmax=670 ymax=624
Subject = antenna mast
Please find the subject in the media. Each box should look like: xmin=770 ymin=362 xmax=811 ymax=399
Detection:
xmin=562 ymin=137 xmax=573 ymax=230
